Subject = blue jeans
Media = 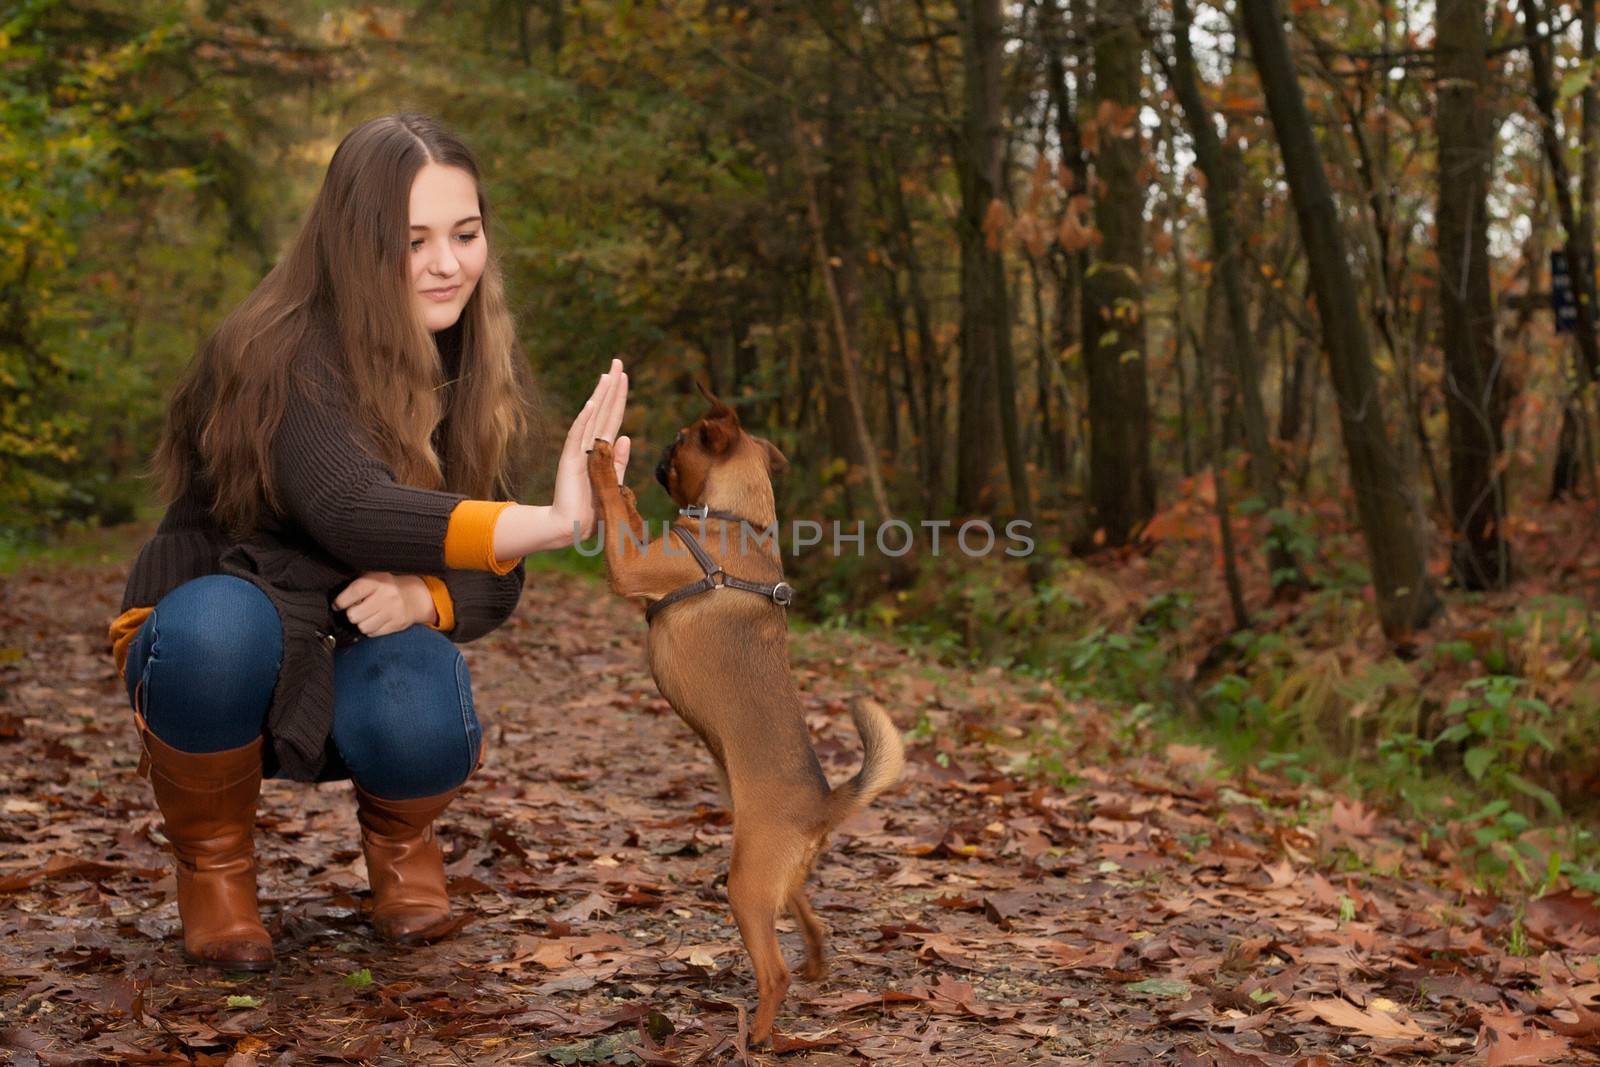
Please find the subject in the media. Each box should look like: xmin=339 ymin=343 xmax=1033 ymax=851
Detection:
xmin=123 ymin=575 xmax=480 ymax=800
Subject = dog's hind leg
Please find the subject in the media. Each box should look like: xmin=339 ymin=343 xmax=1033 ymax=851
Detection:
xmin=787 ymin=888 xmax=827 ymax=981
xmin=727 ymin=830 xmax=795 ymax=1044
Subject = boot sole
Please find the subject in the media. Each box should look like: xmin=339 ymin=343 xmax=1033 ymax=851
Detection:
xmin=375 ymin=924 xmax=453 ymax=946
xmin=183 ymin=949 xmax=276 ymax=972
xmin=374 ymin=912 xmax=466 ymax=945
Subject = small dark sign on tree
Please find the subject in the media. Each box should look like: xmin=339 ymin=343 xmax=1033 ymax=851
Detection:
xmin=1552 ymin=249 xmax=1579 ymax=334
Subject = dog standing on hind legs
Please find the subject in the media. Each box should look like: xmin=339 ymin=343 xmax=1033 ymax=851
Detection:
xmin=584 ymin=395 xmax=905 ymax=1044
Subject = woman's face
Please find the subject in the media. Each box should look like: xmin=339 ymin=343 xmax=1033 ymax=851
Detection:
xmin=408 ymin=162 xmax=488 ymax=332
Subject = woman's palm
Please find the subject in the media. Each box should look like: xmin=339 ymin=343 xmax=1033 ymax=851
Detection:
xmin=552 ymin=362 xmax=629 ymax=538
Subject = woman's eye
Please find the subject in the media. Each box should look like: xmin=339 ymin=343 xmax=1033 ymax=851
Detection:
xmin=410 ymin=234 xmax=477 ymax=252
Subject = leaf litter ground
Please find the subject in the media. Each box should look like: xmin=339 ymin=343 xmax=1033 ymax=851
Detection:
xmin=3 ymin=557 xmax=1600 ymax=1065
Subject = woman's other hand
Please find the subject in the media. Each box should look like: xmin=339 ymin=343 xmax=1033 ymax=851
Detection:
xmin=335 ymin=572 xmax=437 ymax=636
xmin=551 ymin=359 xmax=630 ymax=540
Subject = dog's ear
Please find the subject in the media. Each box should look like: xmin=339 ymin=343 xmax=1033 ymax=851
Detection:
xmin=698 ymin=404 xmax=740 ymax=455
xmin=757 ymin=437 xmax=789 ymax=478
xmin=695 ymin=381 xmax=743 ymax=424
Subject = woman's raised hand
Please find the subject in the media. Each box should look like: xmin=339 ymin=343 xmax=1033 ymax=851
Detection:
xmin=587 ymin=358 xmax=630 ymax=470
xmin=551 ymin=359 xmax=630 ymax=540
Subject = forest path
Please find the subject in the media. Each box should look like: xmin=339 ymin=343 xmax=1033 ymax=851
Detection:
xmin=1 ymin=558 xmax=1594 ymax=1066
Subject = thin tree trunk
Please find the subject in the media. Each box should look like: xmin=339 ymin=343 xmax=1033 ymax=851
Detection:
xmin=1175 ymin=308 xmax=1195 ymax=477
xmin=1161 ymin=105 xmax=1196 ymax=479
xmin=1168 ymin=0 xmax=1305 ymax=590
xmin=1028 ymin=253 xmax=1061 ymax=482
xmin=1524 ymin=0 xmax=1600 ymax=493
xmin=872 ymin=218 xmax=926 ymax=473
xmin=1202 ymin=295 xmax=1250 ymax=631
xmin=793 ymin=113 xmax=892 ymax=524
xmin=1041 ymin=0 xmax=1084 ymax=493
xmin=818 ymin=50 xmax=869 ymax=486
xmin=1240 ymin=0 xmax=1440 ymax=640
xmin=1437 ymin=0 xmax=1512 ymax=589
xmin=1553 ymin=0 xmax=1600 ymax=499
xmin=1307 ymin=29 xmax=1449 ymax=522
xmin=1080 ymin=0 xmax=1154 ymax=546
xmin=1278 ymin=320 xmax=1311 ymax=459
xmin=882 ymin=142 xmax=945 ymax=515
xmin=1299 ymin=328 xmax=1323 ymax=497
xmin=542 ymin=0 xmax=563 ymax=57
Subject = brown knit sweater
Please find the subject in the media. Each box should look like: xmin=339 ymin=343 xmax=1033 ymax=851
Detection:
xmin=111 ymin=324 xmax=527 ymax=781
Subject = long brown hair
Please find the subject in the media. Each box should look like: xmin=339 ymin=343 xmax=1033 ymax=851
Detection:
xmin=154 ymin=113 xmax=534 ymax=538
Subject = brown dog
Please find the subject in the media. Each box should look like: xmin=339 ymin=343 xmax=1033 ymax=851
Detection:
xmin=584 ymin=396 xmax=904 ymax=1043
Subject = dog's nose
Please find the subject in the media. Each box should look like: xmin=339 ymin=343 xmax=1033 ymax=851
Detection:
xmin=655 ymin=443 xmax=675 ymax=489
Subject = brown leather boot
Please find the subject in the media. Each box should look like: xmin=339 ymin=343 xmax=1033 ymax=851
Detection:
xmin=354 ymin=784 xmax=459 ymax=944
xmin=136 ymin=714 xmax=274 ymax=971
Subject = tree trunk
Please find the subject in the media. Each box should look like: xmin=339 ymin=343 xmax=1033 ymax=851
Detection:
xmin=1027 ymin=253 xmax=1063 ymax=483
xmin=1168 ymin=0 xmax=1305 ymax=590
xmin=794 ymin=113 xmax=893 ymax=526
xmin=1080 ymin=0 xmax=1154 ymax=546
xmin=1553 ymin=0 xmax=1599 ymax=499
xmin=1524 ymin=0 xmax=1600 ymax=499
xmin=1240 ymin=0 xmax=1440 ymax=640
xmin=1307 ymin=29 xmax=1448 ymax=522
xmin=954 ymin=0 xmax=1006 ymax=515
xmin=1437 ymin=0 xmax=1512 ymax=589
xmin=866 ymin=152 xmax=926 ymax=474
xmin=819 ymin=50 xmax=869 ymax=484
xmin=542 ymin=0 xmax=564 ymax=57
xmin=1041 ymin=0 xmax=1085 ymax=496
xmin=883 ymin=141 xmax=946 ymax=514
xmin=1204 ymin=317 xmax=1250 ymax=632
xmin=1159 ymin=103 xmax=1196 ymax=479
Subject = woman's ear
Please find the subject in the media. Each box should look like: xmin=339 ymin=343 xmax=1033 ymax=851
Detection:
xmin=758 ymin=437 xmax=789 ymax=478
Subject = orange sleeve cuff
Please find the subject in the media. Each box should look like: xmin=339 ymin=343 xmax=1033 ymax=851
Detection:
xmin=443 ymin=499 xmax=519 ymax=574
xmin=421 ymin=575 xmax=455 ymax=633
xmin=109 ymin=606 xmax=154 ymax=683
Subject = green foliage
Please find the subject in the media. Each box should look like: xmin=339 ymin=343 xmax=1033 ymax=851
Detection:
xmin=1436 ymin=678 xmax=1556 ymax=802
xmin=0 ymin=0 xmax=328 ymax=540
xmin=544 ymin=1033 xmax=642 ymax=1066
xmin=834 ymin=542 xmax=1600 ymax=891
xmin=1264 ymin=505 xmax=1317 ymax=588
xmin=0 ymin=0 xmax=155 ymax=524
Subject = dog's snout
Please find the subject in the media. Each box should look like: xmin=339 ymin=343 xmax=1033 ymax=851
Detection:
xmin=655 ymin=440 xmax=676 ymax=489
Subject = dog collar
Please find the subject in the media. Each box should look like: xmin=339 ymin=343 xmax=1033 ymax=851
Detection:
xmin=678 ymin=504 xmax=763 ymax=525
xmin=645 ymin=516 xmax=795 ymax=624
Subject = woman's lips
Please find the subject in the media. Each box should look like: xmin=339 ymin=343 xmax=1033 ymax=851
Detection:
xmin=421 ymin=285 xmax=459 ymax=302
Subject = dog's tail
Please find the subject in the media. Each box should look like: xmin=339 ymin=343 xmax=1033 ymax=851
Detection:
xmin=826 ymin=697 xmax=906 ymax=827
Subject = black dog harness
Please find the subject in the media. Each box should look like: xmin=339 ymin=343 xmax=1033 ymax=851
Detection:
xmin=645 ymin=505 xmax=796 ymax=624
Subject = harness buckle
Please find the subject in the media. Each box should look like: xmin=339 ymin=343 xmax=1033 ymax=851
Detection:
xmin=771 ymin=582 xmax=795 ymax=608
xmin=680 ymin=504 xmax=709 ymax=520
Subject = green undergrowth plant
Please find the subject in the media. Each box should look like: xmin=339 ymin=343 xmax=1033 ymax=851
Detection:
xmin=0 ymin=513 xmax=159 ymax=576
xmin=800 ymin=545 xmax=1600 ymax=893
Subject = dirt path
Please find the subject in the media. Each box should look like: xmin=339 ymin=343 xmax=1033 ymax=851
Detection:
xmin=2 ymin=559 xmax=1598 ymax=1065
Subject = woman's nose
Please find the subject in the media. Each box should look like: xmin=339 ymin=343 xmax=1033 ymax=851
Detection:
xmin=425 ymin=238 xmax=459 ymax=277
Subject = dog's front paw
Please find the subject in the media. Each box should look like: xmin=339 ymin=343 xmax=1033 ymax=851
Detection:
xmin=587 ymin=439 xmax=615 ymax=478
